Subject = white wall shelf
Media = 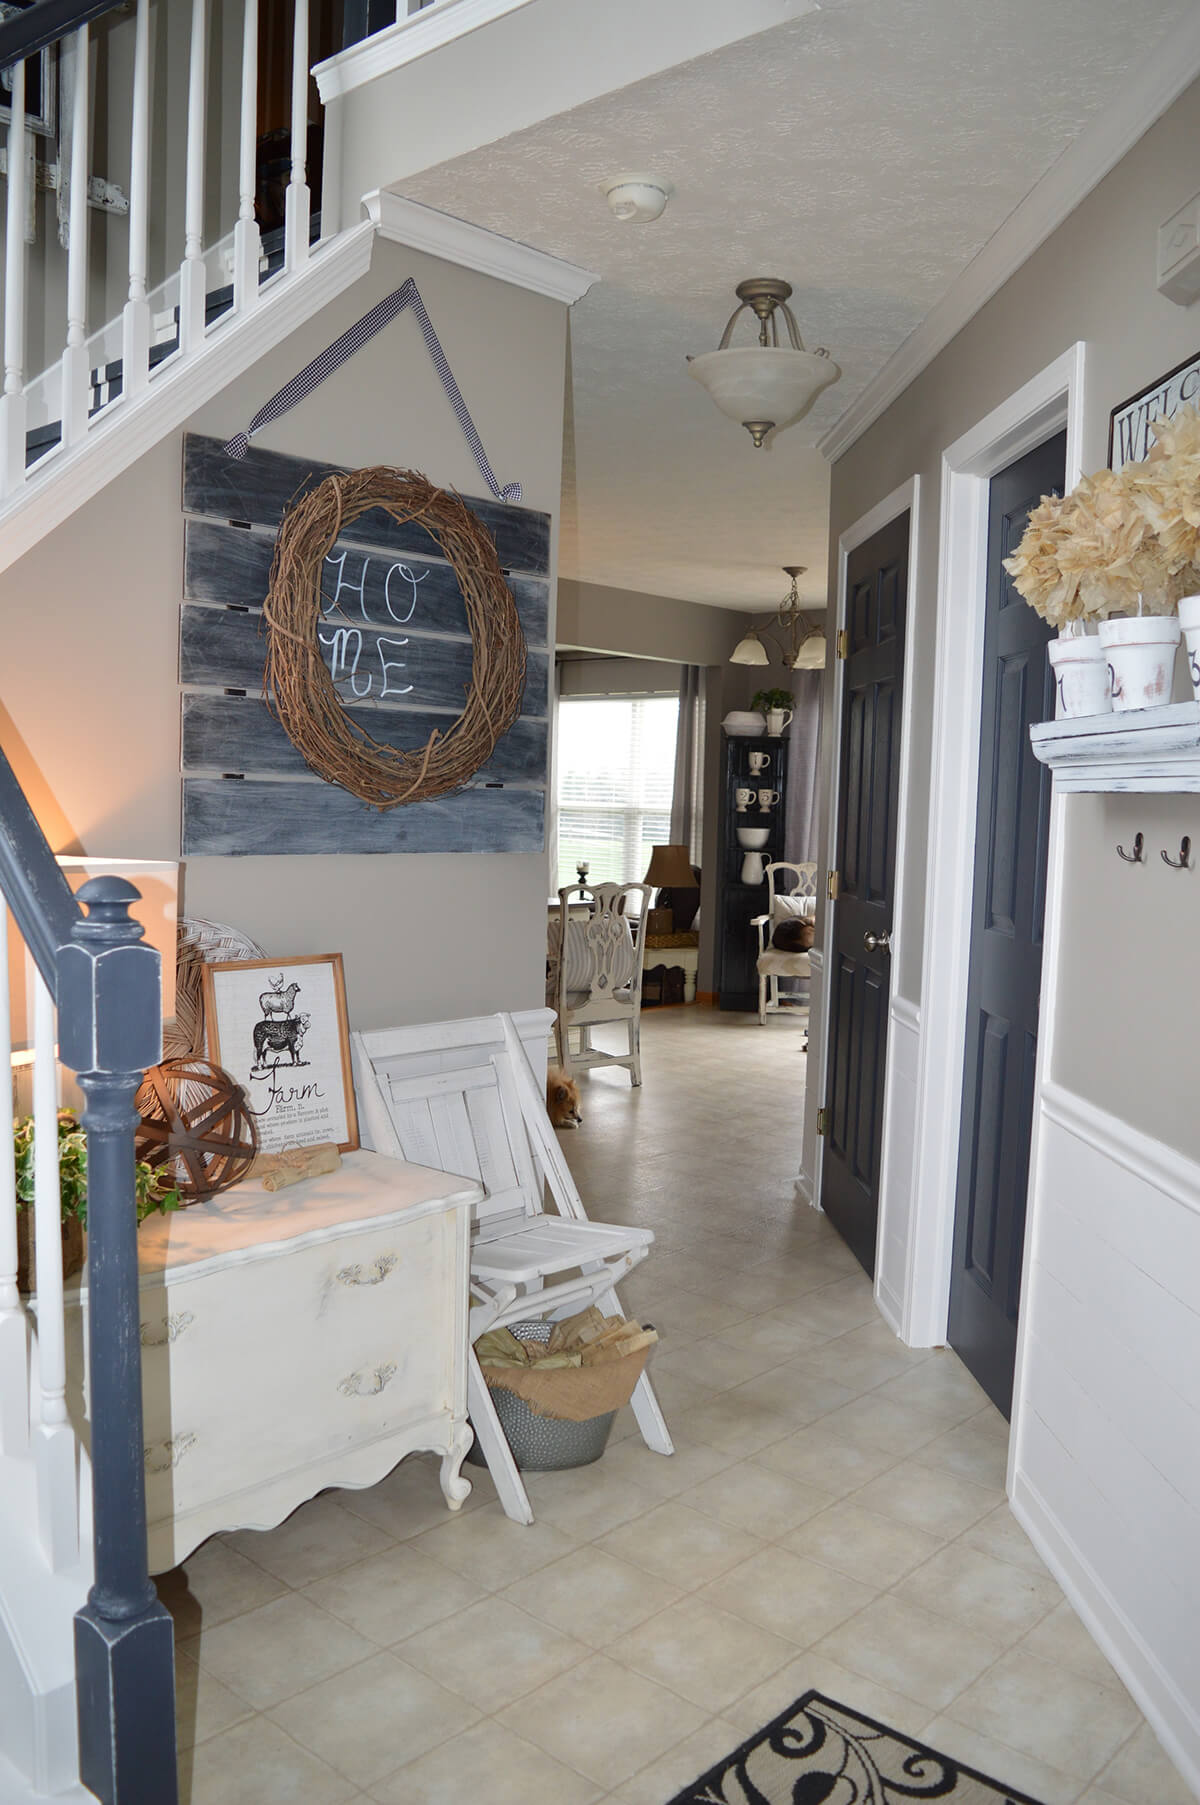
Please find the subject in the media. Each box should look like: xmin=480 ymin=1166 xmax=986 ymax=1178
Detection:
xmin=1030 ymin=701 xmax=1200 ymax=791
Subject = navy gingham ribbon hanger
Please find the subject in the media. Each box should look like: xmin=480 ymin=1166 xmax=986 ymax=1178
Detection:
xmin=221 ymin=277 xmax=522 ymax=503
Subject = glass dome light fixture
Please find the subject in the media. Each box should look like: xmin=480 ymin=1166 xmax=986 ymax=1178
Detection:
xmin=688 ymin=278 xmax=841 ymax=447
xmin=729 ymin=567 xmax=826 ymax=670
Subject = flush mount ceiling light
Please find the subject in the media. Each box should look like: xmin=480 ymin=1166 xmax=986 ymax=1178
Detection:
xmin=730 ymin=568 xmax=826 ymax=670
xmin=688 ymin=278 xmax=841 ymax=447
xmin=602 ymin=173 xmax=673 ymax=223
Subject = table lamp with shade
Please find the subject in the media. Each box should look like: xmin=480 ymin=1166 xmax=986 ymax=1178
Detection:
xmin=643 ymin=843 xmax=700 ymax=932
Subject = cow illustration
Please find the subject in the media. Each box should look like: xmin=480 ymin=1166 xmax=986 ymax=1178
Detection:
xmin=253 ymin=1011 xmax=310 ymax=1069
xmin=259 ymin=979 xmax=302 ymax=1019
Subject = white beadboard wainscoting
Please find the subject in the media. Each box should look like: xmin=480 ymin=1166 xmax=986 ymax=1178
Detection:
xmin=1010 ymin=1079 xmax=1200 ymax=1796
xmin=875 ymin=993 xmax=921 ymax=1334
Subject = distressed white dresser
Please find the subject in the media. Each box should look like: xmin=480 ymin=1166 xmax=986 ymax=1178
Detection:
xmin=68 ymin=1150 xmax=481 ymax=1573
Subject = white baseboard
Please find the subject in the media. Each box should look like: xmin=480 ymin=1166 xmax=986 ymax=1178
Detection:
xmin=1011 ymin=1469 xmax=1200 ymax=1797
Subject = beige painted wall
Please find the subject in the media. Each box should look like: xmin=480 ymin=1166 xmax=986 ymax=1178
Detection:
xmin=556 ymin=579 xmax=747 ymax=666
xmin=557 ymin=655 xmax=681 ymax=697
xmin=825 ymin=75 xmax=1200 ymax=1150
xmin=0 ymin=235 xmax=568 ymax=1030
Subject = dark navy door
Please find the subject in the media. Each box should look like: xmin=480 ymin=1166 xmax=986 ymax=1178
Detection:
xmin=948 ymin=431 xmax=1066 ymax=1417
xmin=821 ymin=513 xmax=908 ymax=1278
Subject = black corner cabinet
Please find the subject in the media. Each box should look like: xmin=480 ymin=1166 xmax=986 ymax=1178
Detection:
xmin=716 ymin=733 xmax=789 ymax=1011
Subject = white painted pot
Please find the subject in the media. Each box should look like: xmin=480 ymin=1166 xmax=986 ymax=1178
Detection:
xmin=1047 ymin=632 xmax=1111 ymax=718
xmin=1177 ymin=595 xmax=1200 ymax=702
xmin=1097 ymin=615 xmax=1180 ymax=713
xmin=722 ymin=711 xmax=767 ymax=737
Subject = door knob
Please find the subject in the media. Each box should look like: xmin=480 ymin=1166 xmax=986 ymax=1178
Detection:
xmin=863 ymin=929 xmax=892 ymax=953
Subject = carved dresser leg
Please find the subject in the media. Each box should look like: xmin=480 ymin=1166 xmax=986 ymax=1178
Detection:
xmin=440 ymin=1420 xmax=474 ymax=1510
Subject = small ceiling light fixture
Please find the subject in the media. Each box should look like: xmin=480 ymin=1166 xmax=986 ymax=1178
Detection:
xmin=602 ymin=173 xmax=673 ymax=223
xmin=688 ymin=278 xmax=840 ymax=447
xmin=730 ymin=568 xmax=827 ymax=670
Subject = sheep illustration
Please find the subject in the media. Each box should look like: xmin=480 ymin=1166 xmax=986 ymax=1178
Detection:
xmin=259 ymin=978 xmax=302 ymax=1019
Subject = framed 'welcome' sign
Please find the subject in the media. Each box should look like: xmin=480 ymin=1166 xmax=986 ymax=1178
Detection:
xmin=1109 ymin=349 xmax=1200 ymax=468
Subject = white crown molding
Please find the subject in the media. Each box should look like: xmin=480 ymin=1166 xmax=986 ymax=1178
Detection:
xmin=315 ymin=0 xmax=539 ymax=102
xmin=364 ymin=191 xmax=599 ymax=305
xmin=0 ymin=223 xmax=376 ymax=580
xmin=819 ymin=6 xmax=1200 ymax=463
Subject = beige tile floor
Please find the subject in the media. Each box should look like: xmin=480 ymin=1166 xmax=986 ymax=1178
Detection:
xmin=159 ymin=1008 xmax=1196 ymax=1805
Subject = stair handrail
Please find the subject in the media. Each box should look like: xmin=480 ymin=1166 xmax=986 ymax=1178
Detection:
xmin=0 ymin=743 xmax=177 ymax=1804
xmin=0 ymin=0 xmax=124 ymax=68
xmin=0 ymin=747 xmax=80 ymax=989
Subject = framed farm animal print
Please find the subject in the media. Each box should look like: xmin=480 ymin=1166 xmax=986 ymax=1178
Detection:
xmin=201 ymin=954 xmax=359 ymax=1155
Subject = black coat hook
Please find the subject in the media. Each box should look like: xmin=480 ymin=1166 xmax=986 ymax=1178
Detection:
xmin=1117 ymin=833 xmax=1144 ymax=863
xmin=1161 ymin=836 xmax=1191 ymax=870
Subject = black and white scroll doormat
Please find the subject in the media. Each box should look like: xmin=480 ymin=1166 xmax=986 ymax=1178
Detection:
xmin=666 ymin=1691 xmax=1045 ymax=1804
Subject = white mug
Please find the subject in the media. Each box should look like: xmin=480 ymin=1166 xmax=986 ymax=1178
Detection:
xmin=735 ymin=787 xmax=756 ymax=811
xmin=765 ymin=707 xmax=793 ymax=736
xmin=748 ymin=751 xmax=771 ymax=775
xmin=757 ymin=788 xmax=780 ymax=809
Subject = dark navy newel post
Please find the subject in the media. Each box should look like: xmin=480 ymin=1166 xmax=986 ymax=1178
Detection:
xmin=59 ymin=878 xmax=178 ymax=1805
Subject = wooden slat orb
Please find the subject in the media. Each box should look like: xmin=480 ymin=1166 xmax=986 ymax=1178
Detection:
xmin=136 ymin=1059 xmax=258 ymax=1202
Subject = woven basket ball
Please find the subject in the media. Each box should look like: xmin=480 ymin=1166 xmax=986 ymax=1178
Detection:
xmin=135 ymin=1058 xmax=259 ymax=1202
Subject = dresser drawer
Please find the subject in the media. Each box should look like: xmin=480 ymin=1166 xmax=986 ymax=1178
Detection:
xmin=141 ymin=1211 xmax=458 ymax=1514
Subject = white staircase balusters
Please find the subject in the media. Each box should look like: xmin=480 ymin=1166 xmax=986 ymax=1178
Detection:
xmin=32 ymin=969 xmax=78 ymax=1570
xmin=286 ymin=0 xmax=312 ymax=269
xmin=1 ymin=58 xmax=28 ymax=495
xmin=234 ymin=0 xmax=263 ymax=312
xmin=121 ymin=0 xmax=152 ymax=401
xmin=180 ymin=0 xmax=209 ymax=355
xmin=61 ymin=25 xmax=91 ymax=447
xmin=0 ymin=896 xmax=30 ymax=1455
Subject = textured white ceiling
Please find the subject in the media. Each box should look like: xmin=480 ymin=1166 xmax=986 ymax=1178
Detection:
xmin=403 ymin=0 xmax=1190 ymax=614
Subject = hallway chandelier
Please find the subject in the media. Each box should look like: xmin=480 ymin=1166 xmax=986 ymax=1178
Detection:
xmin=730 ymin=567 xmax=826 ymax=670
xmin=687 ymin=278 xmax=841 ymax=447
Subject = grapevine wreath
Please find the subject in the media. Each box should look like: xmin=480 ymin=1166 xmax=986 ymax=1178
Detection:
xmin=262 ymin=466 xmax=527 ymax=808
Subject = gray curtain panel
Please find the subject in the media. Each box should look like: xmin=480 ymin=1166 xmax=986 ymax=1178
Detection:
xmin=785 ymin=668 xmax=822 ymax=864
xmin=670 ymin=664 xmax=706 ymax=860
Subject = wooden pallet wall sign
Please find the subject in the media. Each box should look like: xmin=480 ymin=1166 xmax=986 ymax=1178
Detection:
xmin=179 ymin=434 xmax=551 ymax=857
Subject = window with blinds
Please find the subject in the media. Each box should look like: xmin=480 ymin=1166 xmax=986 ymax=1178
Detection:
xmin=556 ymin=696 xmax=680 ymax=890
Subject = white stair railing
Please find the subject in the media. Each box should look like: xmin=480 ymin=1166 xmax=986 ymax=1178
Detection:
xmin=0 ymin=912 xmax=78 ymax=1570
xmin=121 ymin=0 xmax=152 ymax=403
xmin=3 ymin=0 xmax=323 ymax=506
xmin=1 ymin=55 xmax=27 ymax=494
xmin=31 ymin=969 xmax=77 ymax=1570
xmin=61 ymin=24 xmax=91 ymax=447
xmin=233 ymin=0 xmax=262 ymax=314
xmin=180 ymin=0 xmax=210 ymax=356
xmin=286 ymin=0 xmax=311 ymax=270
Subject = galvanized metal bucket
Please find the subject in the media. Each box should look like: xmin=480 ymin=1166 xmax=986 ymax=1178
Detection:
xmin=468 ymin=1321 xmax=617 ymax=1471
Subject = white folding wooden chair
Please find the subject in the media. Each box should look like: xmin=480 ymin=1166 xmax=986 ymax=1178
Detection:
xmin=351 ymin=1007 xmax=673 ymax=1525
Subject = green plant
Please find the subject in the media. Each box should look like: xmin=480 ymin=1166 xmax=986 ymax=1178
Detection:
xmin=13 ymin=1110 xmax=182 ymax=1229
xmin=751 ymin=686 xmax=794 ymax=714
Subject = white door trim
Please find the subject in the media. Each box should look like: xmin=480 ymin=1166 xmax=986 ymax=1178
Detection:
xmin=903 ymin=341 xmax=1086 ymax=1347
xmin=804 ymin=477 xmax=921 ymax=1333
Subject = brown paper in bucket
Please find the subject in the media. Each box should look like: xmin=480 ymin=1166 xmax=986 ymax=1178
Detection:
xmin=482 ymin=1345 xmax=653 ymax=1422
